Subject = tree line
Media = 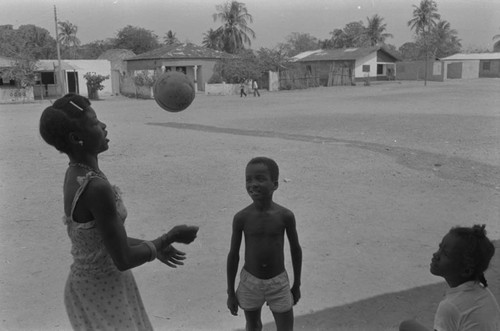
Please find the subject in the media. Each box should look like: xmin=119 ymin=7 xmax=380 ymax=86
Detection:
xmin=0 ymin=0 xmax=496 ymax=86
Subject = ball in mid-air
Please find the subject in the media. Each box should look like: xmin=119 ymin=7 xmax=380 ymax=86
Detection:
xmin=153 ymin=71 xmax=195 ymax=112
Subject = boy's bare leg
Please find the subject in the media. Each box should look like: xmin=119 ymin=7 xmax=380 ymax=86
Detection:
xmin=244 ymin=308 xmax=263 ymax=331
xmin=399 ymin=319 xmax=431 ymax=331
xmin=272 ymin=309 xmax=294 ymax=331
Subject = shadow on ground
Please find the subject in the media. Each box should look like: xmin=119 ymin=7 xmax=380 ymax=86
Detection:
xmin=240 ymin=241 xmax=500 ymax=331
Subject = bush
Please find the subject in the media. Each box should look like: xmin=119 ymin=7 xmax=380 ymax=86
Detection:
xmin=84 ymin=72 xmax=109 ymax=99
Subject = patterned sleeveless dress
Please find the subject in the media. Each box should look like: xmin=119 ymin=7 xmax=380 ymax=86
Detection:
xmin=63 ymin=172 xmax=153 ymax=330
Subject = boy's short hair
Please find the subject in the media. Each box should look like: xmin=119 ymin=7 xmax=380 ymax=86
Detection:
xmin=39 ymin=93 xmax=92 ymax=154
xmin=247 ymin=157 xmax=279 ymax=182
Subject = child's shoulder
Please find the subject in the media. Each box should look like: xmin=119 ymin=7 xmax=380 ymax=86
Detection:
xmin=273 ymin=202 xmax=294 ymax=216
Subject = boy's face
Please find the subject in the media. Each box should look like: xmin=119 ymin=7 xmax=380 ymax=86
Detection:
xmin=430 ymin=233 xmax=466 ymax=281
xmin=245 ymin=163 xmax=278 ymax=201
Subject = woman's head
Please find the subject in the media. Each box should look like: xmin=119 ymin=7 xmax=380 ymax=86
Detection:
xmin=39 ymin=93 xmax=92 ymax=154
xmin=431 ymin=224 xmax=495 ymax=287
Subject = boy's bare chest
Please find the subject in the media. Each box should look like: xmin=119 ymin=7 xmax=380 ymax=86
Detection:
xmin=243 ymin=216 xmax=284 ymax=238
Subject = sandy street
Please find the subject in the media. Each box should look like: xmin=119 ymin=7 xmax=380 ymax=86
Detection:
xmin=1 ymin=79 xmax=499 ymax=330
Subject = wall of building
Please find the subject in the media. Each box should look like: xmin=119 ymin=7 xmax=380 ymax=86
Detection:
xmin=479 ymin=59 xmax=500 ymax=78
xmin=0 ymin=87 xmax=34 ymax=104
xmin=396 ymin=61 xmax=444 ymax=81
xmin=443 ymin=60 xmax=479 ymax=79
xmin=64 ymin=60 xmax=113 ymax=96
xmin=126 ymin=59 xmax=218 ymax=92
xmin=354 ymin=52 xmax=377 ymax=79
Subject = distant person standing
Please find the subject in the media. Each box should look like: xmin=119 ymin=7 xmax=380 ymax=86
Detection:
xmin=240 ymin=81 xmax=247 ymax=98
xmin=252 ymin=80 xmax=260 ymax=97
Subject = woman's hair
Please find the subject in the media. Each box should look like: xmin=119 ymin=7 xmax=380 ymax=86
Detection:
xmin=39 ymin=93 xmax=91 ymax=154
xmin=247 ymin=157 xmax=279 ymax=182
xmin=449 ymin=224 xmax=495 ymax=287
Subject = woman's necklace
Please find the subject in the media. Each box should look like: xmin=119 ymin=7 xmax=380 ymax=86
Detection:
xmin=68 ymin=162 xmax=107 ymax=180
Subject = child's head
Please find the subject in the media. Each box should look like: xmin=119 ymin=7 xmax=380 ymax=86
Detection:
xmin=246 ymin=157 xmax=279 ymax=182
xmin=39 ymin=93 xmax=92 ymax=154
xmin=431 ymin=224 xmax=495 ymax=287
xmin=245 ymin=157 xmax=279 ymax=201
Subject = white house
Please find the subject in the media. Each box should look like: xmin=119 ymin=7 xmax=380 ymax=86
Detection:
xmin=34 ymin=59 xmax=113 ymax=99
xmin=440 ymin=53 xmax=500 ymax=79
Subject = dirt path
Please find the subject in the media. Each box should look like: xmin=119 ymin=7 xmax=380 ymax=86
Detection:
xmin=1 ymin=79 xmax=499 ymax=330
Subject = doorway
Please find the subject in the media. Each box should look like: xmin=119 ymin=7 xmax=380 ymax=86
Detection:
xmin=67 ymin=71 xmax=79 ymax=94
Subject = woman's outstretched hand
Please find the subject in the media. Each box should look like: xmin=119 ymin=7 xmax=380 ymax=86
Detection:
xmin=157 ymin=245 xmax=186 ymax=268
xmin=168 ymin=225 xmax=199 ymax=244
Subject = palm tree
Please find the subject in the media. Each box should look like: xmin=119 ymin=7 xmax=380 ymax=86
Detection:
xmin=202 ymin=28 xmax=223 ymax=50
xmin=365 ymin=14 xmax=393 ymax=46
xmin=212 ymin=1 xmax=256 ymax=53
xmin=58 ymin=20 xmax=80 ymax=59
xmin=163 ymin=30 xmax=179 ymax=45
xmin=407 ymin=0 xmax=440 ymax=85
xmin=431 ymin=20 xmax=461 ymax=58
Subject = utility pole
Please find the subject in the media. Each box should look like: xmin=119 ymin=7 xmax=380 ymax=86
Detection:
xmin=54 ymin=5 xmax=65 ymax=96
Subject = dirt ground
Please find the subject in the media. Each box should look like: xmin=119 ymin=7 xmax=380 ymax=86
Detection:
xmin=1 ymin=79 xmax=499 ymax=331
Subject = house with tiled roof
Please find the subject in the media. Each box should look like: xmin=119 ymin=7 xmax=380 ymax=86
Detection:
xmin=292 ymin=46 xmax=400 ymax=86
xmin=124 ymin=43 xmax=233 ymax=92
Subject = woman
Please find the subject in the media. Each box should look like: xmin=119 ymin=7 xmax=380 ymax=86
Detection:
xmin=39 ymin=93 xmax=199 ymax=330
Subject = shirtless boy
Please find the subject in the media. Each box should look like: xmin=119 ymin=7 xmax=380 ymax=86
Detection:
xmin=227 ymin=157 xmax=302 ymax=331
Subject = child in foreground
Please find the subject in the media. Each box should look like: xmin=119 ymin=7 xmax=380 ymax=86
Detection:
xmin=227 ymin=157 xmax=302 ymax=331
xmin=400 ymin=224 xmax=500 ymax=331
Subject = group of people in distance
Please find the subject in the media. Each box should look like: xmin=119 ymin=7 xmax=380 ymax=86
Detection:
xmin=240 ymin=79 xmax=260 ymax=97
xmin=39 ymin=93 xmax=500 ymax=331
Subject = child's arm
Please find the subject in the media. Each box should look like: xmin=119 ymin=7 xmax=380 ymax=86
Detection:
xmin=285 ymin=211 xmax=302 ymax=304
xmin=227 ymin=214 xmax=244 ymax=315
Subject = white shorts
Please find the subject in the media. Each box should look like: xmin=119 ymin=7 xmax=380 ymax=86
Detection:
xmin=236 ymin=268 xmax=293 ymax=313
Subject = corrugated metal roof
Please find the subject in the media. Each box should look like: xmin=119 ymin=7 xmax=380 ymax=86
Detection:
xmin=126 ymin=43 xmax=232 ymax=61
xmin=293 ymin=46 xmax=400 ymax=62
xmin=440 ymin=53 xmax=500 ymax=61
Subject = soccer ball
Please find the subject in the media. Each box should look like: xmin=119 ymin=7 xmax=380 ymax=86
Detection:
xmin=153 ymin=71 xmax=195 ymax=112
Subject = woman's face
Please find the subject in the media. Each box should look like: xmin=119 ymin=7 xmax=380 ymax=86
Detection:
xmin=76 ymin=107 xmax=109 ymax=155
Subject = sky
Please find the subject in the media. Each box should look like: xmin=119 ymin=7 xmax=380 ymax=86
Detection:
xmin=1 ymin=0 xmax=499 ymax=52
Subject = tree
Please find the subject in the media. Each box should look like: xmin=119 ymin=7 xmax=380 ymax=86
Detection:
xmin=78 ymin=39 xmax=115 ymax=59
xmin=256 ymin=46 xmax=291 ymax=72
xmin=58 ymin=20 xmax=81 ymax=59
xmin=430 ymin=20 xmax=461 ymax=58
xmin=1 ymin=58 xmax=37 ymax=88
xmin=163 ymin=30 xmax=179 ymax=45
xmin=407 ymin=0 xmax=441 ymax=85
xmin=324 ymin=21 xmax=369 ymax=49
xmin=212 ymin=1 xmax=256 ymax=54
xmin=114 ymin=25 xmax=160 ymax=54
xmin=493 ymin=28 xmax=500 ymax=52
xmin=279 ymin=32 xmax=319 ymax=57
xmin=0 ymin=24 xmax=57 ymax=60
xmin=398 ymin=42 xmax=423 ymax=60
xmin=212 ymin=49 xmax=261 ymax=83
xmin=365 ymin=14 xmax=393 ymax=46
xmin=202 ymin=28 xmax=223 ymax=50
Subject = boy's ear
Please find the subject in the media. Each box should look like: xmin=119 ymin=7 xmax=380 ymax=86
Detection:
xmin=273 ymin=180 xmax=279 ymax=190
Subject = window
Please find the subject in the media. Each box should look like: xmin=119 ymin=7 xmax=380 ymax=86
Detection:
xmin=40 ymin=72 xmax=55 ymax=84
xmin=482 ymin=61 xmax=490 ymax=71
xmin=377 ymin=64 xmax=384 ymax=75
xmin=362 ymin=65 xmax=370 ymax=72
